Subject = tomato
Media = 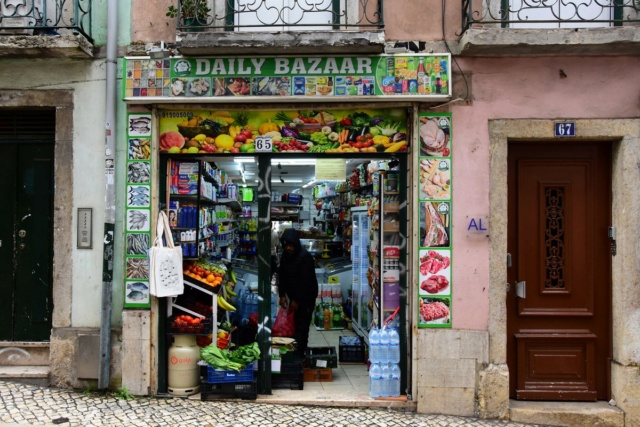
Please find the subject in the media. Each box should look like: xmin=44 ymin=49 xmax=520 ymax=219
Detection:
xmin=356 ymin=135 xmax=363 ymax=142
xmin=442 ymin=147 xmax=450 ymax=156
xmin=355 ymin=142 xmax=363 ymax=149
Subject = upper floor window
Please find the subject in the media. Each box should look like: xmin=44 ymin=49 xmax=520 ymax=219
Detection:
xmin=232 ymin=0 xmax=335 ymax=31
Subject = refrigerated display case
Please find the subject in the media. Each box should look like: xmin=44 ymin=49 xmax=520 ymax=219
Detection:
xmin=350 ymin=206 xmax=370 ymax=341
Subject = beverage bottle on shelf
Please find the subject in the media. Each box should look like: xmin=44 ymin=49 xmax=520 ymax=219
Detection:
xmin=379 ymin=327 xmax=390 ymax=364
xmin=323 ymin=304 xmax=331 ymax=330
xmin=381 ymin=363 xmax=391 ymax=397
xmin=417 ymin=58 xmax=426 ymax=94
xmin=369 ymin=362 xmax=383 ymax=398
xmin=390 ymin=363 xmax=401 ymax=397
xmin=368 ymin=327 xmax=380 ymax=363
xmin=388 ymin=328 xmax=400 ymax=364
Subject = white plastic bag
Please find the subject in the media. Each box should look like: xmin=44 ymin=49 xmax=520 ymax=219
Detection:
xmin=149 ymin=210 xmax=184 ymax=297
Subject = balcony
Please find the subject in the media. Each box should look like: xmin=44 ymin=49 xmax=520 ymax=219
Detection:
xmin=170 ymin=0 xmax=385 ymax=56
xmin=459 ymin=0 xmax=640 ymax=56
xmin=0 ymin=0 xmax=93 ymax=59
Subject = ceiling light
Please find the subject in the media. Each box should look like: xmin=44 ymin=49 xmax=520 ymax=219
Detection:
xmin=234 ymin=157 xmax=255 ymax=163
xmin=301 ymin=179 xmax=316 ymax=188
xmin=271 ymin=179 xmax=303 ymax=183
xmin=272 ymin=159 xmax=316 ymax=166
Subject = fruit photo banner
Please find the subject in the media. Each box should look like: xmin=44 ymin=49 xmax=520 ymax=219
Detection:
xmin=123 ymin=54 xmax=451 ymax=102
xmin=417 ymin=112 xmax=452 ymax=328
xmin=124 ymin=112 xmax=153 ymax=309
xmin=158 ymin=108 xmax=409 ymax=154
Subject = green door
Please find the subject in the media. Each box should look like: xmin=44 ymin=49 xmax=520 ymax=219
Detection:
xmin=0 ymin=113 xmax=55 ymax=341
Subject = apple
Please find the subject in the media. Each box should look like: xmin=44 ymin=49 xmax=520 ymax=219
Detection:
xmin=234 ymin=134 xmax=247 ymax=143
xmin=241 ymin=130 xmax=253 ymax=139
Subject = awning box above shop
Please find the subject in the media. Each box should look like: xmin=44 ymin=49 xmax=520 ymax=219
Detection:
xmin=123 ymin=54 xmax=451 ymax=104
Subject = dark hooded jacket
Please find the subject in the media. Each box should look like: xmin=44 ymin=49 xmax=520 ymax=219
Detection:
xmin=278 ymin=228 xmax=318 ymax=307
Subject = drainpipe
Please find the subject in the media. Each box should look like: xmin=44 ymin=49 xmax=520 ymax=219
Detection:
xmin=99 ymin=0 xmax=118 ymax=390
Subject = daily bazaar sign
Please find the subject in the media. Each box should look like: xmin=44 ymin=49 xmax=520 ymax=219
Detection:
xmin=123 ymin=54 xmax=451 ymax=101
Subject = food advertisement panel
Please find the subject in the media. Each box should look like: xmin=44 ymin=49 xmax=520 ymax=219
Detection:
xmin=158 ymin=108 xmax=409 ymax=155
xmin=123 ymin=54 xmax=451 ymax=101
xmin=124 ymin=113 xmax=152 ymax=309
xmin=418 ymin=112 xmax=452 ymax=328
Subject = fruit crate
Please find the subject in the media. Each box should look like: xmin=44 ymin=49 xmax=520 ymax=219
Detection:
xmin=339 ymin=335 xmax=366 ymax=364
xmin=200 ymin=365 xmax=253 ymax=384
xmin=200 ymin=379 xmax=257 ymax=401
xmin=167 ymin=315 xmax=212 ymax=335
xmin=272 ymin=360 xmax=304 ymax=390
xmin=304 ymin=346 xmax=338 ymax=369
xmin=303 ymin=367 xmax=333 ymax=382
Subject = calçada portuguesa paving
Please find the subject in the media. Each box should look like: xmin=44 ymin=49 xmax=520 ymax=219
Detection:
xmin=0 ymin=380 xmax=549 ymax=427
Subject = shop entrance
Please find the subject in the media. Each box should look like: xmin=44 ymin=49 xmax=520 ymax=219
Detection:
xmin=160 ymin=153 xmax=408 ymax=399
xmin=0 ymin=110 xmax=55 ymax=341
xmin=507 ymin=142 xmax=612 ymax=400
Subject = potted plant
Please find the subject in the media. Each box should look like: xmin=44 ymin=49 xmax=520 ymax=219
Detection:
xmin=166 ymin=0 xmax=211 ymax=30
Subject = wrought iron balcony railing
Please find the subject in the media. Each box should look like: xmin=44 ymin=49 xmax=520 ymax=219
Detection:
xmin=168 ymin=0 xmax=383 ymax=32
xmin=0 ymin=0 xmax=92 ymax=42
xmin=463 ymin=0 xmax=640 ymax=31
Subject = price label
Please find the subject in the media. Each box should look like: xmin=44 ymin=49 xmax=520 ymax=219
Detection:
xmin=254 ymin=136 xmax=273 ymax=152
xmin=555 ymin=122 xmax=576 ymax=137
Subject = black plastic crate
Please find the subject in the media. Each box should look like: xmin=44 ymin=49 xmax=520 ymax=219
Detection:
xmin=305 ymin=346 xmax=338 ymax=369
xmin=200 ymin=379 xmax=257 ymax=400
xmin=272 ymin=360 xmax=304 ymax=390
xmin=339 ymin=335 xmax=366 ymax=364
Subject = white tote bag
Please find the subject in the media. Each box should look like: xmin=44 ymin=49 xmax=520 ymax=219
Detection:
xmin=149 ymin=210 xmax=184 ymax=297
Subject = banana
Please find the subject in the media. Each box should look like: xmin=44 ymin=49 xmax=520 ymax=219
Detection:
xmin=230 ymin=270 xmax=237 ymax=283
xmin=385 ymin=141 xmax=407 ymax=152
xmin=217 ymin=294 xmax=236 ymax=311
xmin=225 ymin=284 xmax=237 ymax=297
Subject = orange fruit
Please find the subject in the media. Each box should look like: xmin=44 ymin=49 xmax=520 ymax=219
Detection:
xmin=206 ymin=275 xmax=215 ymax=283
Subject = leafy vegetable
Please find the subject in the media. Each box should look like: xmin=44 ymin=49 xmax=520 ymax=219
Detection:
xmin=374 ymin=121 xmax=402 ymax=136
xmin=310 ymin=132 xmax=330 ymax=145
xmin=200 ymin=344 xmax=245 ymax=371
xmin=230 ymin=342 xmax=261 ymax=366
xmin=392 ymin=132 xmax=407 ymax=142
xmin=281 ymin=127 xmax=299 ymax=138
xmin=274 ymin=111 xmax=293 ymax=122
xmin=350 ymin=112 xmax=371 ymax=127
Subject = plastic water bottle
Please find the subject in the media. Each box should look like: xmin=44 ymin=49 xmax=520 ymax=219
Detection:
xmin=270 ymin=291 xmax=278 ymax=321
xmin=369 ymin=363 xmax=383 ymax=398
xmin=368 ymin=327 xmax=380 ymax=363
xmin=380 ymin=363 xmax=391 ymax=397
xmin=388 ymin=328 xmax=400 ymax=364
xmin=390 ymin=363 xmax=401 ymax=397
xmin=379 ymin=328 xmax=390 ymax=364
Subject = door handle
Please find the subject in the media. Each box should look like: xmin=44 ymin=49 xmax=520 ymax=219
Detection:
xmin=18 ymin=243 xmax=26 ymax=251
xmin=514 ymin=281 xmax=526 ymax=299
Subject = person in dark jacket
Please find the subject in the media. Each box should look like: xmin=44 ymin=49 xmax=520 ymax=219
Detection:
xmin=278 ymin=228 xmax=319 ymax=356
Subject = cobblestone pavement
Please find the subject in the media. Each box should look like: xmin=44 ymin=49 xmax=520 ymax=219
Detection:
xmin=0 ymin=381 xmax=547 ymax=427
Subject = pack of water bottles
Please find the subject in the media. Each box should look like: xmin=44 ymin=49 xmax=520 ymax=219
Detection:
xmin=368 ymin=326 xmax=401 ymax=398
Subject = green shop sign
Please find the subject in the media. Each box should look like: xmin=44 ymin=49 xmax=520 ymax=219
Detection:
xmin=123 ymin=54 xmax=451 ymax=102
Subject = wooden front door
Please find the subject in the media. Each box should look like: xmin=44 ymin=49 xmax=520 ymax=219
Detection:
xmin=507 ymin=142 xmax=611 ymax=401
xmin=0 ymin=110 xmax=55 ymax=341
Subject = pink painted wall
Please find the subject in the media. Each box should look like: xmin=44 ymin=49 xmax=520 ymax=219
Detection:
xmin=449 ymin=56 xmax=640 ymax=330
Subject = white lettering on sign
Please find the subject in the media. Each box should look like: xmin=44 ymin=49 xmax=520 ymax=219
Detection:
xmin=466 ymin=216 xmax=489 ymax=236
xmin=193 ymin=57 xmax=373 ymax=76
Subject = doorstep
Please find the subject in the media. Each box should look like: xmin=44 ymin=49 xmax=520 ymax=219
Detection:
xmin=510 ymin=400 xmax=624 ymax=427
xmin=256 ymin=389 xmax=416 ymax=411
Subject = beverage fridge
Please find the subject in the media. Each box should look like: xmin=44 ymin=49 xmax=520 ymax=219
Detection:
xmin=350 ymin=206 xmax=371 ymax=343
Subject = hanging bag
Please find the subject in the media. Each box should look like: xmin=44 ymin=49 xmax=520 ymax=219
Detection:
xmin=149 ymin=210 xmax=184 ymax=297
xmin=272 ymin=306 xmax=296 ymax=337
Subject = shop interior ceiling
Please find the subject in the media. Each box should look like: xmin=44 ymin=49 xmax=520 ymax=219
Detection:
xmin=213 ymin=157 xmax=361 ymax=191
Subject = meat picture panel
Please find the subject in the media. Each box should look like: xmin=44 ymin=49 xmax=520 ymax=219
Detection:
xmin=419 ymin=158 xmax=450 ymax=201
xmin=420 ymin=201 xmax=450 ymax=248
xmin=419 ymin=249 xmax=451 ymax=296
xmin=418 ymin=297 xmax=451 ymax=328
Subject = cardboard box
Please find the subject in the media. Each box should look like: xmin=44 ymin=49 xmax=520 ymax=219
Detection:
xmin=303 ymin=368 xmax=333 ymax=382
